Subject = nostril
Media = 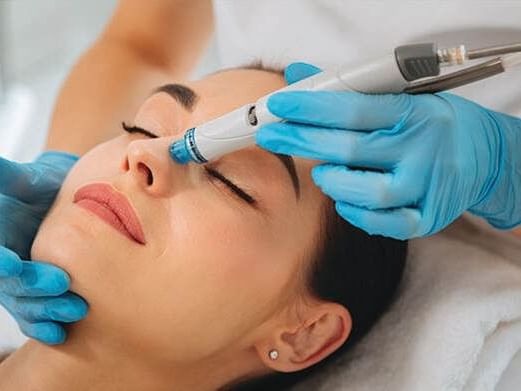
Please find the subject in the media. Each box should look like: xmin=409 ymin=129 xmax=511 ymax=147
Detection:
xmin=137 ymin=162 xmax=153 ymax=186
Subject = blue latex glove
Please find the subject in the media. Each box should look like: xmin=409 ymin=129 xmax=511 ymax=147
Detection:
xmin=0 ymin=151 xmax=88 ymax=344
xmin=256 ymin=62 xmax=521 ymax=239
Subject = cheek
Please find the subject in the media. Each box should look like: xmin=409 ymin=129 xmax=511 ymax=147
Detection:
xmin=126 ymin=199 xmax=297 ymax=361
xmin=31 ymin=137 xmax=133 ymax=301
xmin=63 ymin=138 xmax=127 ymax=190
xmin=164 ymin=199 xmax=278 ymax=310
xmin=39 ymin=138 xmax=128 ymax=222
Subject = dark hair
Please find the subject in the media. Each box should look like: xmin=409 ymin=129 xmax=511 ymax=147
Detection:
xmin=219 ymin=62 xmax=408 ymax=390
xmin=225 ymin=200 xmax=407 ymax=390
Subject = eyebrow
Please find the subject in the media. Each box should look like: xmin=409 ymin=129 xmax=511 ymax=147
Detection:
xmin=154 ymin=84 xmax=198 ymax=111
xmin=154 ymin=83 xmax=300 ymax=199
xmin=273 ymin=154 xmax=300 ymax=200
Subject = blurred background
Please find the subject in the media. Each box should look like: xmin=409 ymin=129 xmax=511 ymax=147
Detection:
xmin=0 ymin=0 xmax=218 ymax=350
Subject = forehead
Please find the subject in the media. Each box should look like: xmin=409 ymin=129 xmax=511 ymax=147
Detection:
xmin=187 ymin=68 xmax=324 ymax=198
xmin=186 ymin=68 xmax=286 ymax=122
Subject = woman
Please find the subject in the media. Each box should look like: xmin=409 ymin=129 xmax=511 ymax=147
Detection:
xmin=1 ymin=0 xmax=520 ymax=350
xmin=0 ymin=65 xmax=406 ymax=390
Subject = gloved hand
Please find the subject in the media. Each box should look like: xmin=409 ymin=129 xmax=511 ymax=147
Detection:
xmin=0 ymin=152 xmax=88 ymax=344
xmin=256 ymin=62 xmax=521 ymax=239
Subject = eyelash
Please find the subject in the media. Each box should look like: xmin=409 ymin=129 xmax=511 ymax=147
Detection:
xmin=204 ymin=167 xmax=256 ymax=205
xmin=121 ymin=122 xmax=256 ymax=205
xmin=121 ymin=122 xmax=159 ymax=138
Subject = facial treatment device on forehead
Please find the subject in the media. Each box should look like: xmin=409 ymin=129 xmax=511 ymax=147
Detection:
xmin=170 ymin=42 xmax=521 ymax=165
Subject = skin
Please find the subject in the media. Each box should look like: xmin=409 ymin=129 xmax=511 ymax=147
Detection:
xmin=0 ymin=69 xmax=351 ymax=391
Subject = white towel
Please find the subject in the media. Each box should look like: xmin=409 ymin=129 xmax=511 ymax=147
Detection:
xmin=293 ymin=215 xmax=521 ymax=391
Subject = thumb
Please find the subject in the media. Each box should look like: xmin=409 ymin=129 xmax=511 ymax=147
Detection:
xmin=0 ymin=246 xmax=23 ymax=278
xmin=285 ymin=62 xmax=322 ymax=85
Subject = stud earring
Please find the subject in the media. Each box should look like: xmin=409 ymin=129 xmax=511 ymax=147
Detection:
xmin=268 ymin=349 xmax=279 ymax=360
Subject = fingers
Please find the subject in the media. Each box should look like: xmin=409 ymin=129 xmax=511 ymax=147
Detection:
xmin=0 ymin=157 xmax=36 ymax=201
xmin=0 ymin=247 xmax=23 ymax=278
xmin=5 ymin=292 xmax=88 ymax=323
xmin=284 ymin=62 xmax=322 ymax=84
xmin=267 ymin=90 xmax=412 ymax=131
xmin=0 ymin=152 xmax=76 ymax=204
xmin=17 ymin=318 xmax=67 ymax=345
xmin=257 ymin=122 xmax=397 ymax=168
xmin=312 ymin=164 xmax=419 ymax=210
xmin=0 ymin=261 xmax=70 ymax=297
xmin=0 ymin=196 xmax=42 ymax=258
xmin=335 ymin=202 xmax=421 ymax=240
xmin=0 ymin=254 xmax=85 ymax=346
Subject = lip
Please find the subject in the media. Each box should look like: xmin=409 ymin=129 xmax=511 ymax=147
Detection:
xmin=73 ymin=183 xmax=146 ymax=245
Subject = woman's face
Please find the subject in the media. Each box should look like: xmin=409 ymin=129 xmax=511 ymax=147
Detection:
xmin=32 ymin=69 xmax=327 ymax=364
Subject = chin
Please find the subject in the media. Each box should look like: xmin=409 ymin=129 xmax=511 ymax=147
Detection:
xmin=31 ymin=204 xmax=110 ymax=297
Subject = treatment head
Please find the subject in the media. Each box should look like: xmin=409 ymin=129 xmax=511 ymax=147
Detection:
xmin=170 ymin=128 xmax=207 ymax=164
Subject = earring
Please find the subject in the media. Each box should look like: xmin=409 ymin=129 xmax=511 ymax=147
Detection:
xmin=268 ymin=349 xmax=279 ymax=360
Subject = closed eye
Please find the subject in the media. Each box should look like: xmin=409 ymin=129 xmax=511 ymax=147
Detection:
xmin=204 ymin=167 xmax=256 ymax=205
xmin=121 ymin=122 xmax=159 ymax=138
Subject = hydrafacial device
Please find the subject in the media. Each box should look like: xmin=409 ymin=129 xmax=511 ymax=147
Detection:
xmin=170 ymin=42 xmax=521 ymax=165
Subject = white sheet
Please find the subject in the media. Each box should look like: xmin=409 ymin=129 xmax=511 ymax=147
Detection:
xmin=293 ymin=215 xmax=521 ymax=391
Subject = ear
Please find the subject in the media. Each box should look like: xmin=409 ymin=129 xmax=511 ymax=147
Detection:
xmin=254 ymin=302 xmax=352 ymax=372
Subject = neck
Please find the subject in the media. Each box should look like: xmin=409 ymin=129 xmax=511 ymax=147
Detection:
xmin=0 ymin=323 xmax=266 ymax=391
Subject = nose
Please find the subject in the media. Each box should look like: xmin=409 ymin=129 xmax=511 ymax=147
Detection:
xmin=123 ymin=137 xmax=184 ymax=196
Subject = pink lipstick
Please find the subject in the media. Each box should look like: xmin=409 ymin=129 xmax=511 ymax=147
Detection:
xmin=73 ymin=183 xmax=146 ymax=245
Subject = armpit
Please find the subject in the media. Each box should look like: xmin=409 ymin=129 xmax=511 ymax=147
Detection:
xmin=0 ymin=352 xmax=12 ymax=363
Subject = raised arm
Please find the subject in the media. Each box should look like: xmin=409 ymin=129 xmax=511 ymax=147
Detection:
xmin=46 ymin=0 xmax=213 ymax=155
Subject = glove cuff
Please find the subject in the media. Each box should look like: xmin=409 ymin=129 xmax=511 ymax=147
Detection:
xmin=469 ymin=110 xmax=521 ymax=229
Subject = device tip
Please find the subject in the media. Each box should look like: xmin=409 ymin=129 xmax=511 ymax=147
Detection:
xmin=170 ymin=139 xmax=192 ymax=164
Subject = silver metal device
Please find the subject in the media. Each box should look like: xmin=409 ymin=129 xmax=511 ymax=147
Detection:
xmin=170 ymin=42 xmax=521 ymax=165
